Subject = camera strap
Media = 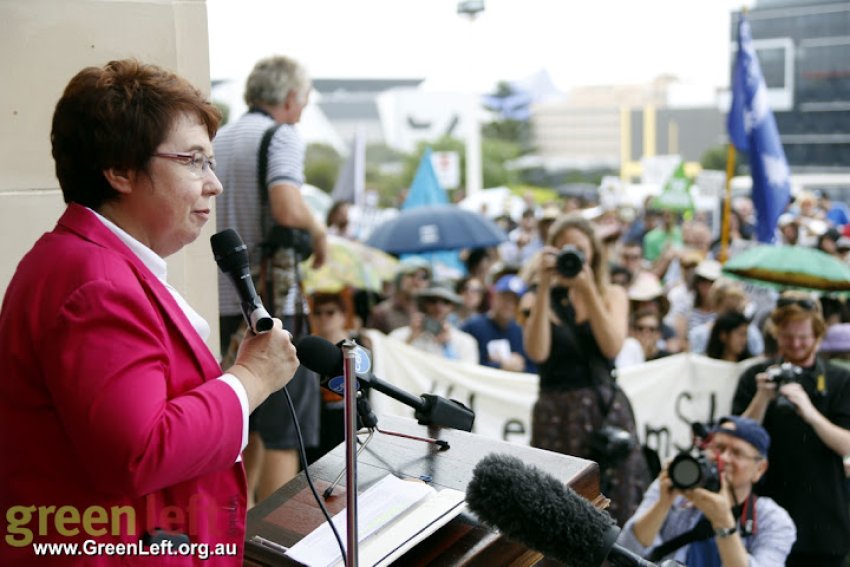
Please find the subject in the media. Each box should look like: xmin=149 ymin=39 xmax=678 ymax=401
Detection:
xmin=815 ymin=357 xmax=827 ymax=395
xmin=647 ymin=493 xmax=756 ymax=561
xmin=257 ymin=121 xmax=284 ymax=314
xmin=549 ymin=286 xmax=617 ymax=413
xmin=256 ymin=120 xmax=307 ymax=336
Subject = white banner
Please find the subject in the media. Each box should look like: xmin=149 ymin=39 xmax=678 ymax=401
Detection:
xmin=364 ymin=330 xmax=762 ymax=460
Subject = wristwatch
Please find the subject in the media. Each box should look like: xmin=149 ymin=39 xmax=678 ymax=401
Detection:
xmin=714 ymin=525 xmax=738 ymax=539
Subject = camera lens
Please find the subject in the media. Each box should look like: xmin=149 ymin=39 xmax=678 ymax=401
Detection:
xmin=668 ymin=451 xmax=721 ymax=492
xmin=669 ymin=455 xmax=702 ymax=489
xmin=555 ymin=245 xmax=585 ymax=277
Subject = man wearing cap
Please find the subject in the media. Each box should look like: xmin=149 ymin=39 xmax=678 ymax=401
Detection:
xmin=461 ymin=275 xmax=536 ymax=372
xmin=389 ymin=282 xmax=479 ymax=364
xmin=732 ymin=290 xmax=850 ymax=566
xmin=367 ymin=258 xmax=431 ymax=334
xmin=619 ymin=416 xmax=796 ymax=565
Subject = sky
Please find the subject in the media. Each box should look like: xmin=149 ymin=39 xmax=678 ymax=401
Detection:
xmin=206 ymin=0 xmax=756 ymax=95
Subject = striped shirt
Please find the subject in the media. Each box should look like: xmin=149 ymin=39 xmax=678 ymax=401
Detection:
xmin=214 ymin=111 xmax=305 ymax=317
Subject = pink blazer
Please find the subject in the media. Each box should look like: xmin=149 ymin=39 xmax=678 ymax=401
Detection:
xmin=0 ymin=204 xmax=247 ymax=565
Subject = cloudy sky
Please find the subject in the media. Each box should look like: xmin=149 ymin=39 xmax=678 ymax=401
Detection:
xmin=207 ymin=0 xmax=756 ymax=93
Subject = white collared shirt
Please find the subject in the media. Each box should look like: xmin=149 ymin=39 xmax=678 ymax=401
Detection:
xmin=90 ymin=208 xmax=248 ymax=454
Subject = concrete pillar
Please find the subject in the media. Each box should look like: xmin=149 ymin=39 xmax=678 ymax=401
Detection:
xmin=0 ymin=0 xmax=221 ymax=353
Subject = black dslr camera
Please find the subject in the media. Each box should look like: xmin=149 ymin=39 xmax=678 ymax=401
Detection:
xmin=555 ymin=245 xmax=585 ymax=278
xmin=668 ymin=451 xmax=721 ymax=492
xmin=588 ymin=425 xmax=635 ymax=469
xmin=767 ymin=362 xmax=804 ymax=410
xmin=668 ymin=422 xmax=721 ymax=492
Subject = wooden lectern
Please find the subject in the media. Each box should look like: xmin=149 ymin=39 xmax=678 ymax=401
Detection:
xmin=244 ymin=415 xmax=603 ymax=566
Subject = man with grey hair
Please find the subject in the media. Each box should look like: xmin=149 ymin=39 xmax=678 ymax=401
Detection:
xmin=215 ymin=55 xmax=326 ymax=506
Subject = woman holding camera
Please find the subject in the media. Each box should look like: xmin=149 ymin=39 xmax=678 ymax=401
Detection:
xmin=524 ymin=213 xmax=649 ymax=525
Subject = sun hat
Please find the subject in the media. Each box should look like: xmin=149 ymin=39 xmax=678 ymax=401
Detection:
xmin=416 ymin=281 xmax=462 ymax=305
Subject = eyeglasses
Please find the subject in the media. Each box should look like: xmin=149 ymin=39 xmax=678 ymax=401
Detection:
xmin=634 ymin=324 xmax=659 ymax=333
xmin=313 ymin=309 xmax=339 ymax=317
xmin=777 ymin=297 xmax=817 ymax=311
xmin=408 ymin=271 xmax=430 ymax=281
xmin=152 ymin=152 xmax=216 ymax=176
xmin=622 ymin=253 xmax=642 ymax=261
xmin=711 ymin=442 xmax=763 ymax=462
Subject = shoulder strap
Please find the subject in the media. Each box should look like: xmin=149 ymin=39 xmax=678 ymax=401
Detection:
xmin=648 ymin=515 xmax=713 ymax=561
xmin=256 ymin=123 xmax=309 ymax=336
xmin=257 ymin=123 xmax=283 ymax=315
xmin=647 ymin=493 xmax=755 ymax=561
xmin=258 ymin=123 xmax=284 ymax=236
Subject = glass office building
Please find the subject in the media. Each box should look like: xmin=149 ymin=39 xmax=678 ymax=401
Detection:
xmin=734 ymin=0 xmax=850 ymax=169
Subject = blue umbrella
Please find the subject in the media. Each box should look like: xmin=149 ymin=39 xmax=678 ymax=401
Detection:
xmin=365 ymin=205 xmax=508 ymax=254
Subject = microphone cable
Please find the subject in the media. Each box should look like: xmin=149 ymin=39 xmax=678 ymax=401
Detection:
xmin=282 ymin=385 xmax=348 ymax=566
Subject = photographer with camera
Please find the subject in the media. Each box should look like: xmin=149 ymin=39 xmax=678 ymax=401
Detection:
xmin=523 ymin=213 xmax=648 ymax=525
xmin=732 ymin=291 xmax=850 ymax=566
xmin=389 ymin=281 xmax=479 ymax=365
xmin=619 ymin=417 xmax=796 ymax=565
xmin=215 ymin=55 xmax=327 ymax=505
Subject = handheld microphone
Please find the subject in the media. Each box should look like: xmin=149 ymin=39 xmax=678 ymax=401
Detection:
xmin=466 ymin=454 xmax=660 ymax=567
xmin=211 ymin=229 xmax=273 ymax=334
xmin=295 ymin=335 xmax=475 ymax=431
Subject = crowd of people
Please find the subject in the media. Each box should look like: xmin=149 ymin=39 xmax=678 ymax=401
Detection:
xmin=3 ymin=52 xmax=850 ymax=566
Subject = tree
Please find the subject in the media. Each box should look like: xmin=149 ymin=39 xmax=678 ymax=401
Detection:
xmin=399 ymin=136 xmax=524 ymax=194
xmin=481 ymin=81 xmax=532 ymax=150
xmin=701 ymin=145 xmax=742 ymax=176
xmin=304 ymin=143 xmax=342 ymax=192
xmin=211 ymin=100 xmax=231 ymax=126
xmin=365 ymin=143 xmax=408 ymax=208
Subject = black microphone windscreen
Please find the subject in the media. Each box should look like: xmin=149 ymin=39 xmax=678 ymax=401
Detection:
xmin=466 ymin=454 xmax=616 ymax=567
xmin=296 ymin=335 xmax=343 ymax=376
xmin=210 ymin=229 xmax=249 ymax=273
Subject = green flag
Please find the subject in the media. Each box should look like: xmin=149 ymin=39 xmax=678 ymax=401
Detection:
xmin=652 ymin=163 xmax=694 ymax=213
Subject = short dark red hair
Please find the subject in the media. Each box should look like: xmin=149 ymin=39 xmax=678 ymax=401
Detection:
xmin=51 ymin=59 xmax=220 ymax=209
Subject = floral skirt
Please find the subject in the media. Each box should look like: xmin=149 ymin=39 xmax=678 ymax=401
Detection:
xmin=531 ymin=385 xmax=650 ymax=526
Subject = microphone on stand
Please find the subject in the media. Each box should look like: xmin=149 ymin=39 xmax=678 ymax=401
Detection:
xmin=466 ymin=454 xmax=679 ymax=567
xmin=210 ymin=229 xmax=273 ymax=334
xmin=295 ymin=335 xmax=475 ymax=431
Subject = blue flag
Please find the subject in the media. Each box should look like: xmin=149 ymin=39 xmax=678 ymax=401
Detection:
xmin=402 ymin=147 xmax=449 ymax=210
xmin=728 ymin=15 xmax=791 ymax=243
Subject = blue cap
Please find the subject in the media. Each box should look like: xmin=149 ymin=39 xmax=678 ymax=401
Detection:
xmin=493 ymin=275 xmax=527 ymax=297
xmin=716 ymin=416 xmax=771 ymax=457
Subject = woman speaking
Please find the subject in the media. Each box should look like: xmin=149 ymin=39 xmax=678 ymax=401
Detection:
xmin=0 ymin=60 xmax=299 ymax=565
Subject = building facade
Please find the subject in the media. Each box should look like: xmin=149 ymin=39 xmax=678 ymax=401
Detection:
xmin=738 ymin=0 xmax=850 ymax=169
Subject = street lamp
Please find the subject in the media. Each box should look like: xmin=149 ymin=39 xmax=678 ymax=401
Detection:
xmin=457 ymin=0 xmax=485 ymax=19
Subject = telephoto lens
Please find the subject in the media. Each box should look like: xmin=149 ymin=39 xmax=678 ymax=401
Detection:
xmin=555 ymin=245 xmax=585 ymax=277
